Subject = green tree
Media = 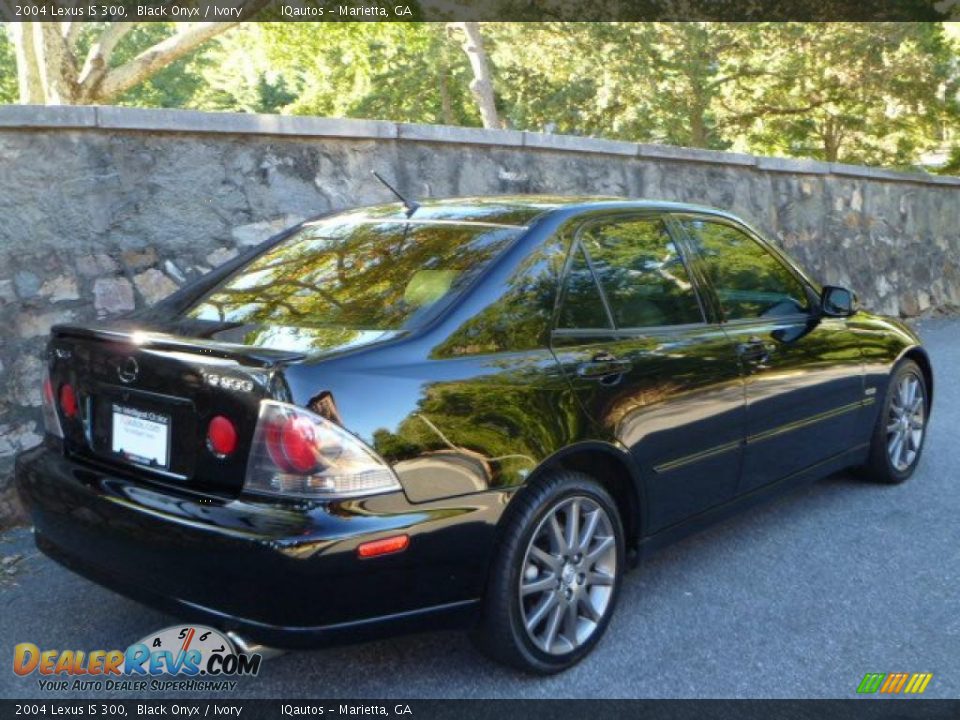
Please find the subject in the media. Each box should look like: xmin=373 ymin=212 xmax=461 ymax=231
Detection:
xmin=724 ymin=23 xmax=956 ymax=165
xmin=247 ymin=23 xmax=479 ymax=125
xmin=186 ymin=25 xmax=296 ymax=114
xmin=2 ymin=19 xmax=256 ymax=105
xmin=0 ymin=25 xmax=16 ymax=104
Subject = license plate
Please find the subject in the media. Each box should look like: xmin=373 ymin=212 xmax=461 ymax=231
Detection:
xmin=111 ymin=404 xmax=171 ymax=469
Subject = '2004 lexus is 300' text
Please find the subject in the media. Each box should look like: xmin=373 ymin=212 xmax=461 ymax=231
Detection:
xmin=16 ymin=197 xmax=932 ymax=673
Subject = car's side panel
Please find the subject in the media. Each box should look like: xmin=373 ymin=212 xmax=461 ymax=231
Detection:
xmin=551 ymin=327 xmax=746 ymax=533
xmin=720 ymin=315 xmax=867 ymax=495
xmin=295 ymin=346 xmax=584 ymax=500
xmin=672 ymin=214 xmax=868 ymax=494
xmin=280 ymin=216 xmax=584 ymax=502
xmin=543 ymin=210 xmax=747 ymax=533
xmin=847 ymin=312 xmax=930 ymax=436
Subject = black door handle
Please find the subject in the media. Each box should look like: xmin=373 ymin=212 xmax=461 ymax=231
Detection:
xmin=577 ymin=353 xmax=633 ymax=379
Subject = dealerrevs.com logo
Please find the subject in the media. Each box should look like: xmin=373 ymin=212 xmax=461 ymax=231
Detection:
xmin=13 ymin=625 xmax=261 ymax=692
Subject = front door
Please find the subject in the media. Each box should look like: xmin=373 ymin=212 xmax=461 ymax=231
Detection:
xmin=551 ymin=213 xmax=746 ymax=533
xmin=675 ymin=215 xmax=865 ymax=495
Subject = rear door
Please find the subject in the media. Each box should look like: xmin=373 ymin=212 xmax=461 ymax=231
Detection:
xmin=674 ymin=215 xmax=865 ymax=495
xmin=550 ymin=212 xmax=746 ymax=533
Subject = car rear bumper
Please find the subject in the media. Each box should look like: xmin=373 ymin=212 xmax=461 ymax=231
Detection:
xmin=15 ymin=443 xmax=501 ymax=648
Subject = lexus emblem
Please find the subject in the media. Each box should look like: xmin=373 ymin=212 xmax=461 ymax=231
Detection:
xmin=117 ymin=357 xmax=139 ymax=384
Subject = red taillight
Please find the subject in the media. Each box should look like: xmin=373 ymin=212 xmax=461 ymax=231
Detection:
xmin=357 ymin=535 xmax=410 ymax=559
xmin=43 ymin=377 xmax=55 ymax=406
xmin=206 ymin=415 xmax=238 ymax=457
xmin=41 ymin=371 xmax=64 ymax=439
xmin=264 ymin=420 xmax=292 ymax=471
xmin=59 ymin=384 xmax=77 ymax=419
xmin=245 ymin=400 xmax=399 ymax=499
xmin=263 ymin=417 xmax=320 ymax=473
xmin=279 ymin=416 xmax=320 ymax=473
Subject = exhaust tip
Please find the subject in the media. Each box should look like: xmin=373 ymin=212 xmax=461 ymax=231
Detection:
xmin=226 ymin=631 xmax=286 ymax=660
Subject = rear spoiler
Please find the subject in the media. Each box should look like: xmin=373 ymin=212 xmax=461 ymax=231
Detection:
xmin=50 ymin=324 xmax=307 ymax=369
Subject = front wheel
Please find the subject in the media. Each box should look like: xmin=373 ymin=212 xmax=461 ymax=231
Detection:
xmin=472 ymin=471 xmax=625 ymax=674
xmin=860 ymin=359 xmax=929 ymax=484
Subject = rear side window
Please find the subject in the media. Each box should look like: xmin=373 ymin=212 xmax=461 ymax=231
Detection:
xmin=433 ymin=235 xmax=567 ymax=356
xmin=680 ymin=219 xmax=809 ymax=321
xmin=580 ymin=217 xmax=703 ymax=328
xmin=187 ymin=220 xmax=523 ymax=331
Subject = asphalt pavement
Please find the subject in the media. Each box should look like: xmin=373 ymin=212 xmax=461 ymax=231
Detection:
xmin=1 ymin=317 xmax=958 ymax=699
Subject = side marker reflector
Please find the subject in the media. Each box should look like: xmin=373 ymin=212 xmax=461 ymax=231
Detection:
xmin=357 ymin=535 xmax=410 ymax=559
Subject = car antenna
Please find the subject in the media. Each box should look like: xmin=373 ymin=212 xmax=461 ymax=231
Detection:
xmin=371 ymin=171 xmax=420 ymax=218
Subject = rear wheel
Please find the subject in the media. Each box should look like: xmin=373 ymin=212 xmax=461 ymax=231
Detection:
xmin=860 ymin=359 xmax=928 ymax=484
xmin=472 ymin=471 xmax=625 ymax=674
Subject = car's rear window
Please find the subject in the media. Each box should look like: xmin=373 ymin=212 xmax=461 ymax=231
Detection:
xmin=187 ymin=219 xmax=524 ymax=331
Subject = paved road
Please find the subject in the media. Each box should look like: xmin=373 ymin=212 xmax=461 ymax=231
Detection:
xmin=2 ymin=318 xmax=958 ymax=700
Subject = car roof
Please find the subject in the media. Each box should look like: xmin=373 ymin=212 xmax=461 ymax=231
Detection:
xmin=324 ymin=196 xmax=745 ymax=228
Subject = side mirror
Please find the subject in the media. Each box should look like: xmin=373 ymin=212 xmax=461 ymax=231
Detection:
xmin=821 ymin=285 xmax=858 ymax=317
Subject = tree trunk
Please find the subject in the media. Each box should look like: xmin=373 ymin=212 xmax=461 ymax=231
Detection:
xmin=450 ymin=22 xmax=500 ymax=130
xmin=9 ymin=23 xmax=45 ymax=104
xmin=95 ymin=22 xmax=239 ymax=102
xmin=438 ymin=66 xmax=455 ymax=125
xmin=690 ymin=107 xmax=708 ymax=148
xmin=76 ymin=23 xmax=135 ymax=103
xmin=822 ymin=117 xmax=841 ymax=163
xmin=34 ymin=23 xmax=77 ymax=104
xmin=9 ymin=18 xmax=251 ymax=105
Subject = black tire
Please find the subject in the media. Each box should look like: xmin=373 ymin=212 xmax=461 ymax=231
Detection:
xmin=859 ymin=359 xmax=929 ymax=484
xmin=471 ymin=470 xmax=625 ymax=674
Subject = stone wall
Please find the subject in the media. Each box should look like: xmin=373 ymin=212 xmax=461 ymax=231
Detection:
xmin=1 ymin=105 xmax=959 ymax=526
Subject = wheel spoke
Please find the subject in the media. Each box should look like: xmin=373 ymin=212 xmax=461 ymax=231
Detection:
xmin=548 ymin=514 xmax=567 ymax=555
xmin=526 ymin=592 xmax=558 ymax=632
xmin=521 ymin=574 xmax=557 ymax=596
xmin=585 ymin=535 xmax=615 ymax=564
xmin=887 ymin=431 xmax=904 ymax=462
xmin=908 ymin=428 xmax=923 ymax=451
xmin=542 ymin=602 xmax=564 ymax=651
xmin=898 ymin=378 xmax=910 ymax=407
xmin=565 ymin=500 xmax=581 ymax=556
xmin=529 ymin=545 xmax=560 ymax=572
xmin=886 ymin=419 xmax=901 ymax=434
xmin=587 ymin=570 xmax=614 ymax=587
xmin=578 ymin=592 xmax=602 ymax=622
xmin=578 ymin=510 xmax=600 ymax=553
xmin=562 ymin=596 xmax=580 ymax=643
xmin=898 ymin=432 xmax=910 ymax=468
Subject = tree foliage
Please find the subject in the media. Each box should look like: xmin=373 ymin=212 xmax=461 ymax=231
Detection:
xmin=0 ymin=24 xmax=16 ymax=104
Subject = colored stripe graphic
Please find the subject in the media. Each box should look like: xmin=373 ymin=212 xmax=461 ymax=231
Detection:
xmin=857 ymin=673 xmax=886 ymax=694
xmin=880 ymin=673 xmax=899 ymax=693
xmin=904 ymin=674 xmax=933 ymax=694
xmin=858 ymin=672 xmax=933 ymax=694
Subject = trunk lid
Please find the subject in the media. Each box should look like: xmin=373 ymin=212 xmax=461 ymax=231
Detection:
xmin=46 ymin=318 xmax=371 ymax=495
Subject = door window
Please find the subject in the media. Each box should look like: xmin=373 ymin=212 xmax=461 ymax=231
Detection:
xmin=579 ymin=217 xmax=703 ymax=328
xmin=556 ymin=243 xmax=612 ymax=330
xmin=680 ymin=219 xmax=810 ymax=321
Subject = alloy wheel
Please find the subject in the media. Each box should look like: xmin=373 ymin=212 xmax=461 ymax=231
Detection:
xmin=886 ymin=373 xmax=925 ymax=472
xmin=518 ymin=496 xmax=617 ymax=655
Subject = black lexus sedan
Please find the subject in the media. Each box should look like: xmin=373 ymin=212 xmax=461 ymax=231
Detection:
xmin=16 ymin=197 xmax=932 ymax=674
